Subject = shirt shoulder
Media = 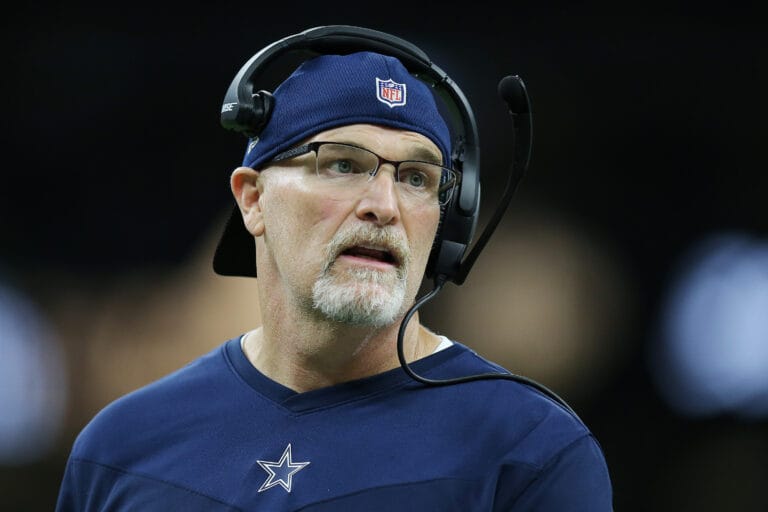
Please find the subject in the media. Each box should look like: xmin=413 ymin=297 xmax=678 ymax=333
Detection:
xmin=429 ymin=342 xmax=613 ymax=502
xmin=69 ymin=340 xmax=234 ymax=466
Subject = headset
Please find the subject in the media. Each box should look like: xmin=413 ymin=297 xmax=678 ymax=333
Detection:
xmin=220 ymin=24 xmax=530 ymax=286
xmin=220 ymin=26 xmax=580 ymax=420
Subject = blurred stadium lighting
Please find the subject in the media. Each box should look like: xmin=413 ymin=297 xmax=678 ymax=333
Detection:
xmin=0 ymin=282 xmax=67 ymax=465
xmin=650 ymin=233 xmax=768 ymax=419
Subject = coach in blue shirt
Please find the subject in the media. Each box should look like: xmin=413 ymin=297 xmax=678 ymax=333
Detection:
xmin=56 ymin=26 xmax=613 ymax=511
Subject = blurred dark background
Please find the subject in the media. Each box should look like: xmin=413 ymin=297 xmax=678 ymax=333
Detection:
xmin=2 ymin=2 xmax=767 ymax=511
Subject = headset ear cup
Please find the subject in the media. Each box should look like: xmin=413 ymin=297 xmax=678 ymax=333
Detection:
xmin=249 ymin=90 xmax=275 ymax=137
xmin=234 ymin=90 xmax=276 ymax=139
xmin=425 ymin=205 xmax=447 ymax=279
xmin=426 ymin=154 xmax=480 ymax=282
xmin=428 ymin=207 xmax=476 ymax=281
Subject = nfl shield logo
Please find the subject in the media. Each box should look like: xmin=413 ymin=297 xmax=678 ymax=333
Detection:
xmin=376 ymin=78 xmax=407 ymax=108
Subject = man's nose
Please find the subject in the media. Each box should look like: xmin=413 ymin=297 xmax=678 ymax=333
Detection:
xmin=354 ymin=165 xmax=400 ymax=226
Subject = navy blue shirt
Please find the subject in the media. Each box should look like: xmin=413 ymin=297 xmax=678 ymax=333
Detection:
xmin=56 ymin=337 xmax=613 ymax=511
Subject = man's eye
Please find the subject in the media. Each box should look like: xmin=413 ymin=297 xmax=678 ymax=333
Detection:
xmin=330 ymin=159 xmax=355 ymax=174
xmin=327 ymin=158 xmax=371 ymax=175
xmin=406 ymin=172 xmax=426 ymax=187
xmin=399 ymin=167 xmax=434 ymax=189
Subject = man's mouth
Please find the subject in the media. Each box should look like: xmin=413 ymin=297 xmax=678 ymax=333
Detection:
xmin=339 ymin=245 xmax=399 ymax=267
xmin=322 ymin=226 xmax=410 ymax=276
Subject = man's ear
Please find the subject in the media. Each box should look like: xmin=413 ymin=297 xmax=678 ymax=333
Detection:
xmin=231 ymin=166 xmax=265 ymax=237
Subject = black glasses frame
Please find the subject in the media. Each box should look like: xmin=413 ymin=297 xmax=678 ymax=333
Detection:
xmin=267 ymin=141 xmax=460 ymax=204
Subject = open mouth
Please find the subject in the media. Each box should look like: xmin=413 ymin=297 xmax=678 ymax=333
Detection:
xmin=339 ymin=245 xmax=399 ymax=267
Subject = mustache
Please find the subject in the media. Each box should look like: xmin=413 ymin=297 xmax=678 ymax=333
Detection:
xmin=321 ymin=225 xmax=411 ymax=274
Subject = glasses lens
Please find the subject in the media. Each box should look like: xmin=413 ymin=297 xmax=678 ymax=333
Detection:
xmin=316 ymin=143 xmax=377 ymax=178
xmin=396 ymin=163 xmax=456 ymax=205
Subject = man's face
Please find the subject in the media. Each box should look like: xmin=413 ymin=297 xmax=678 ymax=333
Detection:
xmin=254 ymin=124 xmax=443 ymax=327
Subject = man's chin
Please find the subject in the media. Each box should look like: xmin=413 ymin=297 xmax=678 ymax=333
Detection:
xmin=312 ymin=271 xmax=407 ymax=327
xmin=328 ymin=274 xmax=399 ymax=300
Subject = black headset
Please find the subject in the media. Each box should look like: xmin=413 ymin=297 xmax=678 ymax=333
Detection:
xmin=219 ymin=24 xmax=531 ymax=286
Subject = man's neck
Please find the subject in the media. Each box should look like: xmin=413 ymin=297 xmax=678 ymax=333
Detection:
xmin=241 ymin=313 xmax=439 ymax=393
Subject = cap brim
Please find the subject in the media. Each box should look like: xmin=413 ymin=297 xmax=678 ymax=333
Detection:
xmin=213 ymin=205 xmax=257 ymax=277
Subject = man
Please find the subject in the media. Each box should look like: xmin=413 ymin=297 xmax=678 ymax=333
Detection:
xmin=56 ymin=37 xmax=613 ymax=511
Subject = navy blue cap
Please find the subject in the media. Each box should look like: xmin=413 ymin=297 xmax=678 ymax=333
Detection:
xmin=243 ymin=51 xmax=452 ymax=169
xmin=214 ymin=51 xmax=452 ymax=277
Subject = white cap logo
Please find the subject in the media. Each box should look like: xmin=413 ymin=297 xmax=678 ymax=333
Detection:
xmin=376 ymin=78 xmax=407 ymax=108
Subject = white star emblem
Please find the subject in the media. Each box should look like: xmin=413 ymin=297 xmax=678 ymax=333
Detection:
xmin=257 ymin=444 xmax=311 ymax=493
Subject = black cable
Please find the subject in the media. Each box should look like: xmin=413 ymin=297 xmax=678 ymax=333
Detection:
xmin=396 ymin=276 xmax=583 ymax=422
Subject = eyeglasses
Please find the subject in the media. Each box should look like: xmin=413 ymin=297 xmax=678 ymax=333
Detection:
xmin=266 ymin=141 xmax=460 ymax=206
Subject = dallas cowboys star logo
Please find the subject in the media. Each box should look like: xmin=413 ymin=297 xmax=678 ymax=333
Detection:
xmin=257 ymin=444 xmax=311 ymax=493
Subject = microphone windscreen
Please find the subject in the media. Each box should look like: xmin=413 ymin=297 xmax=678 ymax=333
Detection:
xmin=497 ymin=75 xmax=529 ymax=114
